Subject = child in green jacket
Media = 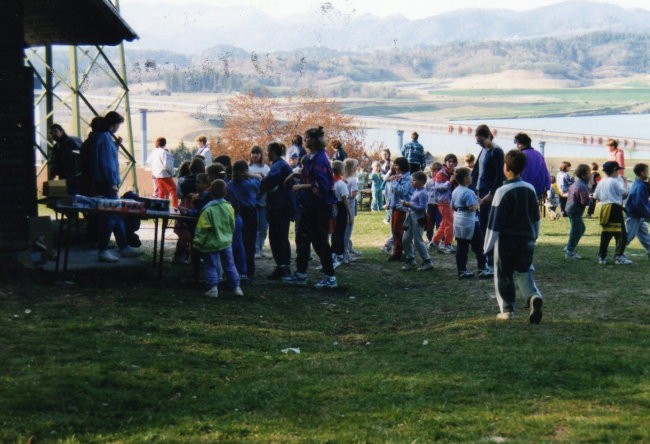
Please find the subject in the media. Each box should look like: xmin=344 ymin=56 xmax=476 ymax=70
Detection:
xmin=194 ymin=180 xmax=243 ymax=298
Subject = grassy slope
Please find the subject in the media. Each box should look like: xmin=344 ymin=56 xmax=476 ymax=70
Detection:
xmin=1 ymin=212 xmax=649 ymax=442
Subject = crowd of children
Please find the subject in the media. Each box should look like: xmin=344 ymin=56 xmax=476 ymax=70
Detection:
xmin=141 ymin=124 xmax=650 ymax=325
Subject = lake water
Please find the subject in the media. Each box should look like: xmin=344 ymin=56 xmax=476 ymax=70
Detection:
xmin=365 ymin=114 xmax=650 ymax=161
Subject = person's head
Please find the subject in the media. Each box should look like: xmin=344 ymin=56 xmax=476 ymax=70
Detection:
xmin=104 ymin=111 xmax=124 ymax=133
xmin=475 ymin=124 xmax=493 ymax=148
xmin=602 ymin=161 xmax=620 ymax=177
xmin=195 ymin=135 xmax=207 ymax=147
xmin=443 ymin=153 xmax=458 ymax=171
xmin=304 ymin=126 xmax=326 ymax=151
xmin=210 ymin=179 xmax=227 ymax=199
xmin=49 ymin=124 xmax=66 ymax=141
xmin=504 ymin=149 xmax=526 ymax=178
xmin=464 ymin=153 xmax=475 ymax=168
xmin=514 ymin=132 xmax=532 ymax=150
xmin=155 ymin=137 xmax=166 ymax=148
xmin=591 ymin=162 xmax=599 ymax=171
xmin=250 ymin=145 xmax=264 ymax=165
xmin=89 ymin=116 xmax=104 ymax=133
xmin=606 ymin=138 xmax=618 ymax=152
xmin=454 ymin=167 xmax=472 ymax=187
xmin=371 ymin=160 xmax=381 ymax=172
xmin=330 ymin=139 xmax=343 ymax=152
xmin=633 ymin=163 xmax=649 ymax=180
xmin=214 ymin=155 xmax=232 ymax=177
xmin=574 ymin=164 xmax=590 ymax=181
xmin=344 ymin=158 xmax=358 ymax=178
xmin=393 ymin=157 xmax=410 ymax=174
xmin=196 ymin=173 xmax=210 ymax=192
xmin=206 ymin=163 xmax=227 ymax=182
xmin=550 ymin=175 xmax=556 ymax=184
xmin=177 ymin=160 xmax=191 ymax=178
xmin=189 ymin=157 xmax=206 ymax=175
xmin=292 ymin=134 xmax=303 ymax=147
xmin=331 ymin=160 xmax=344 ymax=176
xmin=381 ymin=148 xmax=391 ymax=160
xmin=430 ymin=161 xmax=443 ymax=175
xmin=266 ymin=142 xmax=284 ymax=162
xmin=411 ymin=131 xmax=419 ymax=141
xmin=559 ymin=161 xmax=571 ymax=172
xmin=411 ymin=171 xmax=427 ymax=188
xmin=288 ymin=153 xmax=299 ymax=167
xmin=232 ymin=159 xmax=249 ymax=182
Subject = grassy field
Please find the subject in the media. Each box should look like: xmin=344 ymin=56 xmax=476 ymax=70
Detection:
xmin=1 ymin=211 xmax=649 ymax=442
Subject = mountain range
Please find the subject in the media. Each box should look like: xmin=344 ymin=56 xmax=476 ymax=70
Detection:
xmin=120 ymin=1 xmax=650 ymax=53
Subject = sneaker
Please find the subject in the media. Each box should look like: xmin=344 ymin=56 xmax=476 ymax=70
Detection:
xmin=120 ymin=246 xmax=142 ymax=257
xmin=286 ymin=272 xmax=307 ymax=285
xmin=401 ymin=259 xmax=417 ymax=270
xmin=341 ymin=254 xmax=350 ymax=265
xmin=314 ymin=275 xmax=337 ymax=289
xmin=615 ymin=255 xmax=633 ymax=265
xmin=446 ymin=244 xmax=456 ymax=253
xmin=496 ymin=312 xmax=514 ymax=321
xmin=418 ymin=260 xmax=434 ymax=271
xmin=458 ymin=270 xmax=475 ymax=280
xmin=428 ymin=242 xmax=436 ymax=251
xmin=204 ymin=286 xmax=219 ymax=298
xmin=598 ymin=256 xmax=607 ymax=265
xmin=332 ymin=257 xmax=343 ymax=269
xmin=267 ymin=267 xmax=285 ymax=280
xmin=232 ymin=286 xmax=244 ymax=296
xmin=436 ymin=241 xmax=448 ymax=253
xmin=529 ymin=295 xmax=543 ymax=324
xmin=98 ymin=250 xmax=119 ymax=263
xmin=565 ymin=251 xmax=582 ymax=259
xmin=350 ymin=249 xmax=362 ymax=257
xmin=477 ymin=268 xmax=494 ymax=279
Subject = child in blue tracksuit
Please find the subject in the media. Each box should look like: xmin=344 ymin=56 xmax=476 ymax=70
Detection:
xmin=625 ymin=163 xmax=650 ymax=258
xmin=369 ymin=161 xmax=384 ymax=211
xmin=401 ymin=171 xmax=433 ymax=270
xmin=228 ymin=160 xmax=260 ymax=281
xmin=452 ymin=167 xmax=486 ymax=279
xmin=193 ymin=180 xmax=242 ymax=299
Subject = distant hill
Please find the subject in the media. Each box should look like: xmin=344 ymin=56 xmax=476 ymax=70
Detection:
xmin=152 ymin=32 xmax=650 ymax=97
xmin=121 ymin=1 xmax=650 ymax=53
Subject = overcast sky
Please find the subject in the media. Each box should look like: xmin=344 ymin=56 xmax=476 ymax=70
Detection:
xmin=128 ymin=0 xmax=649 ymax=19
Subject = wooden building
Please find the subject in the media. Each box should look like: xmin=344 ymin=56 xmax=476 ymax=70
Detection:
xmin=0 ymin=0 xmax=137 ymax=259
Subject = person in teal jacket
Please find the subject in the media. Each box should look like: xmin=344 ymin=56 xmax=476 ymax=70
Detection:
xmin=194 ymin=179 xmax=243 ymax=298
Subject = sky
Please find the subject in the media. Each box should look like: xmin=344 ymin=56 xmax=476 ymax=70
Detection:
xmin=128 ymin=0 xmax=650 ymax=19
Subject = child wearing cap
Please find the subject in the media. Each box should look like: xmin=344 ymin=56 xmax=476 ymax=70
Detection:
xmin=594 ymin=161 xmax=631 ymax=265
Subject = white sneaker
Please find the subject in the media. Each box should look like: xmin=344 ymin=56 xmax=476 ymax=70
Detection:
xmin=496 ymin=312 xmax=514 ymax=321
xmin=204 ymin=286 xmax=219 ymax=298
xmin=565 ymin=251 xmax=582 ymax=259
xmin=314 ymin=275 xmax=337 ymax=289
xmin=332 ymin=257 xmax=342 ymax=269
xmin=615 ymin=255 xmax=633 ymax=265
xmin=98 ymin=250 xmax=119 ymax=262
xmin=120 ymin=246 xmax=143 ymax=257
xmin=418 ymin=261 xmax=434 ymax=271
xmin=232 ymin=286 xmax=244 ymax=296
xmin=401 ymin=259 xmax=417 ymax=270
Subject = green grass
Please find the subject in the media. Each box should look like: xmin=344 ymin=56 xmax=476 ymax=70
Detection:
xmin=1 ymin=212 xmax=650 ymax=442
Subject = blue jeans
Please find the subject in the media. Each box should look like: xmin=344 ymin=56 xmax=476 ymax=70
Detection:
xmin=232 ymin=215 xmax=247 ymax=276
xmin=202 ymin=247 xmax=239 ymax=289
xmin=95 ymin=182 xmax=128 ymax=252
xmin=255 ymin=205 xmax=268 ymax=252
xmin=566 ymin=212 xmax=585 ymax=252
xmin=626 ymin=217 xmax=650 ymax=253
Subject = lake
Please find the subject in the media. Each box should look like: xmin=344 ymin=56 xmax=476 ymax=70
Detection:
xmin=365 ymin=114 xmax=650 ymax=161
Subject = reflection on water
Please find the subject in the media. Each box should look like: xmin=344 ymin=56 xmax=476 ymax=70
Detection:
xmin=366 ymin=114 xmax=650 ymax=160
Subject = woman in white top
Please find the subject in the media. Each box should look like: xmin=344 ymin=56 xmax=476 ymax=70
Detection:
xmin=249 ymin=145 xmax=271 ymax=257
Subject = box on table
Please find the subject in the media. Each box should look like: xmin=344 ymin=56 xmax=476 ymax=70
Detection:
xmin=136 ymin=197 xmax=170 ymax=215
xmin=43 ymin=180 xmax=68 ymax=197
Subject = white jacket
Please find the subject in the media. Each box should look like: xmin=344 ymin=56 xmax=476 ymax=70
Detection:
xmin=150 ymin=147 xmax=174 ymax=178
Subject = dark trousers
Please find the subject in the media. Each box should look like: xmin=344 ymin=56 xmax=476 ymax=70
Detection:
xmin=559 ymin=196 xmax=568 ymax=216
xmin=390 ymin=209 xmax=406 ymax=258
xmin=268 ymin=207 xmax=292 ymax=267
xmin=494 ymin=236 xmax=541 ymax=313
xmin=478 ymin=195 xmax=492 ymax=268
xmin=296 ymin=204 xmax=334 ymax=276
xmin=456 ymin=222 xmax=485 ymax=273
xmin=599 ymin=229 xmax=627 ymax=258
xmin=240 ymin=206 xmax=258 ymax=278
xmin=331 ymin=202 xmax=348 ymax=256
xmin=426 ymin=203 xmax=442 ymax=241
